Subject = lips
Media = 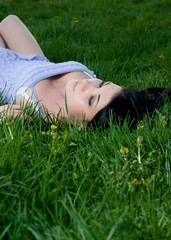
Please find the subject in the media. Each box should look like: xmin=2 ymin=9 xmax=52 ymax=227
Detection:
xmin=73 ymin=80 xmax=79 ymax=91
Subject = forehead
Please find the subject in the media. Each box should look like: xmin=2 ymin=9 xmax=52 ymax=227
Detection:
xmin=87 ymin=82 xmax=121 ymax=120
xmin=97 ymin=84 xmax=116 ymax=108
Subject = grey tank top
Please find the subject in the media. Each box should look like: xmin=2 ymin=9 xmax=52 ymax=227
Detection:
xmin=0 ymin=47 xmax=96 ymax=105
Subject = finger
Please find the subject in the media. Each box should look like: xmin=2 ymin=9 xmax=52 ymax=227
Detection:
xmin=0 ymin=109 xmax=22 ymax=119
xmin=0 ymin=104 xmax=22 ymax=112
xmin=9 ymin=105 xmax=22 ymax=111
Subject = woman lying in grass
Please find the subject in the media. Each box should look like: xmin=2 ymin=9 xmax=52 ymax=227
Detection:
xmin=0 ymin=15 xmax=170 ymax=127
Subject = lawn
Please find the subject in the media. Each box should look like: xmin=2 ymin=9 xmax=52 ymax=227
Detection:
xmin=0 ymin=0 xmax=170 ymax=239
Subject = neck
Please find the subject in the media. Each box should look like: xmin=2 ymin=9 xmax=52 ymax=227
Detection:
xmin=35 ymin=75 xmax=69 ymax=119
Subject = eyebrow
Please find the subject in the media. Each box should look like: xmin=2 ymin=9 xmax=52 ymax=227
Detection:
xmin=95 ymin=95 xmax=101 ymax=107
xmin=104 ymin=82 xmax=110 ymax=86
xmin=95 ymin=82 xmax=110 ymax=107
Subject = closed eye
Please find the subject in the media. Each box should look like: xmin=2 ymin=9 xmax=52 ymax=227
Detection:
xmin=89 ymin=81 xmax=109 ymax=106
xmin=99 ymin=81 xmax=105 ymax=88
xmin=99 ymin=81 xmax=110 ymax=88
xmin=88 ymin=96 xmax=94 ymax=106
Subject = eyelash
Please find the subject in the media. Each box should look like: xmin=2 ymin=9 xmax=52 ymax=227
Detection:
xmin=89 ymin=96 xmax=93 ymax=106
xmin=99 ymin=81 xmax=105 ymax=88
xmin=89 ymin=81 xmax=104 ymax=106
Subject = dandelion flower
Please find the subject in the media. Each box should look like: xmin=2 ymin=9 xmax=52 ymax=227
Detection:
xmin=51 ymin=124 xmax=57 ymax=131
xmin=133 ymin=179 xmax=139 ymax=185
xmin=120 ymin=146 xmax=129 ymax=154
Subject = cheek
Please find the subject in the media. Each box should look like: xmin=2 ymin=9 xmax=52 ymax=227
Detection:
xmin=67 ymin=98 xmax=87 ymax=118
xmin=65 ymin=88 xmax=91 ymax=119
xmin=68 ymin=99 xmax=89 ymax=120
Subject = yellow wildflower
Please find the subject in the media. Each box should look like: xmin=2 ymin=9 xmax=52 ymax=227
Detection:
xmin=51 ymin=124 xmax=57 ymax=131
xmin=120 ymin=146 xmax=129 ymax=161
xmin=120 ymin=146 xmax=129 ymax=153
xmin=137 ymin=125 xmax=144 ymax=129
xmin=133 ymin=179 xmax=139 ymax=185
xmin=75 ymin=20 xmax=79 ymax=23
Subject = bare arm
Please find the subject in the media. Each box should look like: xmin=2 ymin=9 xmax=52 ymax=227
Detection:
xmin=0 ymin=34 xmax=6 ymax=47
xmin=0 ymin=15 xmax=44 ymax=55
xmin=0 ymin=15 xmax=44 ymax=119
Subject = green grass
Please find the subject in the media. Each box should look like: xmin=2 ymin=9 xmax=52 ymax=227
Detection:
xmin=0 ymin=0 xmax=171 ymax=239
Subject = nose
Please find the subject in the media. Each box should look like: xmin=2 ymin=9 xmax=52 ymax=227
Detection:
xmin=79 ymin=79 xmax=91 ymax=92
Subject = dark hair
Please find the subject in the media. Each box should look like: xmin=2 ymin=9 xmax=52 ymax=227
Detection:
xmin=88 ymin=87 xmax=171 ymax=129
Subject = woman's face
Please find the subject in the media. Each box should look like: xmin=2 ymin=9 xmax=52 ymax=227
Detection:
xmin=65 ymin=78 xmax=122 ymax=122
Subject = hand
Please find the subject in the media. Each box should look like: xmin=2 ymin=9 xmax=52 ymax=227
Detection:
xmin=0 ymin=104 xmax=23 ymax=121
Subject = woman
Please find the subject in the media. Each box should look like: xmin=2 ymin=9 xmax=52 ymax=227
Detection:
xmin=0 ymin=15 xmax=170 ymax=128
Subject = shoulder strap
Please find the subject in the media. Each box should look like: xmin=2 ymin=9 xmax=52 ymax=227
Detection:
xmin=31 ymin=87 xmax=44 ymax=118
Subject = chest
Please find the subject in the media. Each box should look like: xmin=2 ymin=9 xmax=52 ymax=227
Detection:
xmin=16 ymin=71 xmax=92 ymax=115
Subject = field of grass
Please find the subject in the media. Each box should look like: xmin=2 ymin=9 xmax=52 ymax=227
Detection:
xmin=0 ymin=0 xmax=171 ymax=239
